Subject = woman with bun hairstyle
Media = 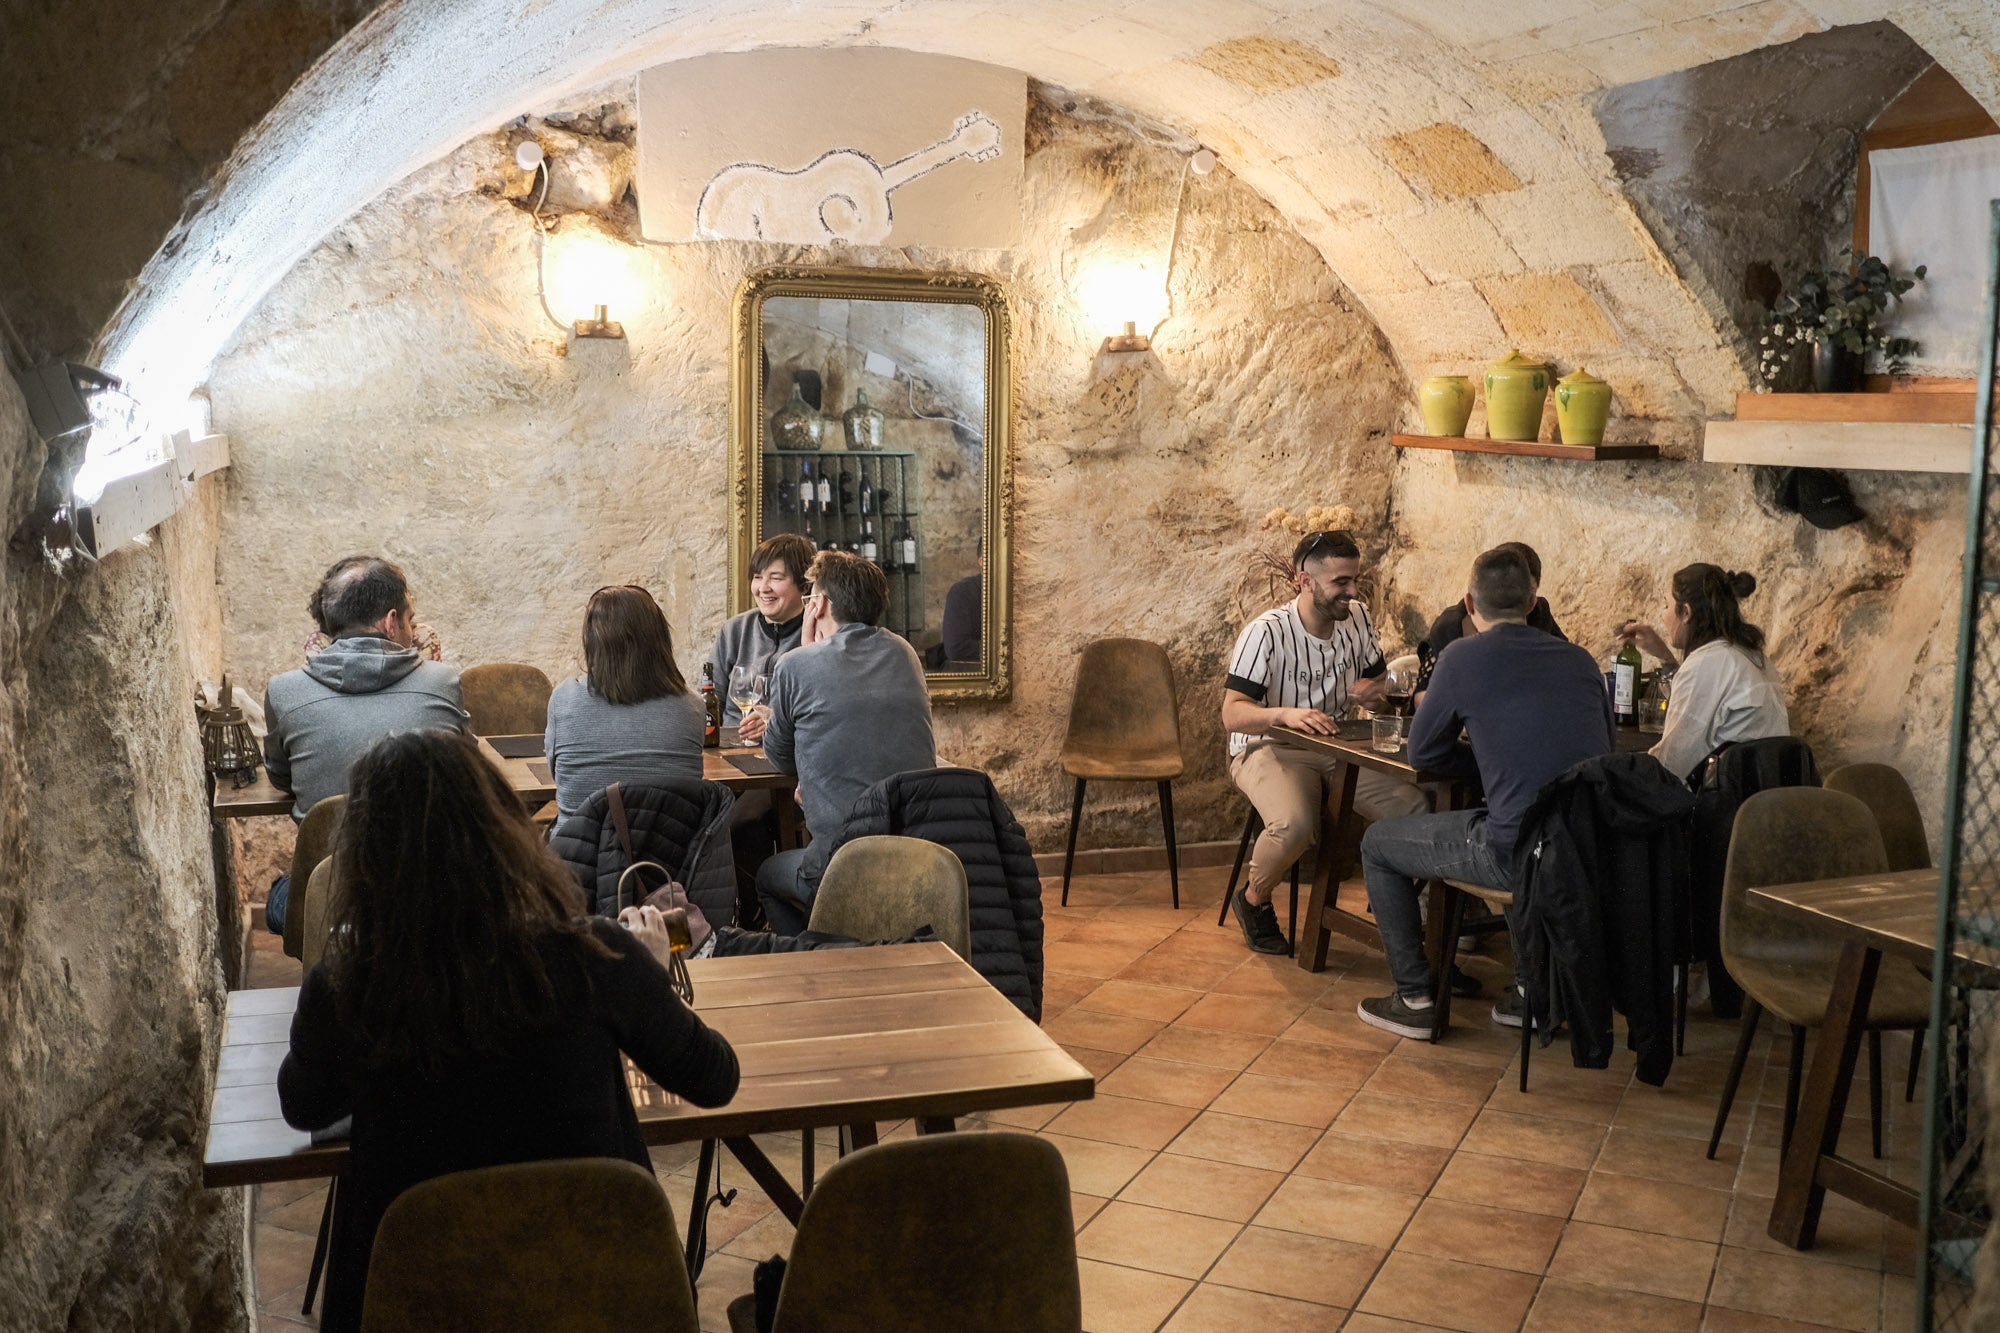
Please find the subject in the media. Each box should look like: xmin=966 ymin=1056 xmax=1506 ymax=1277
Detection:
xmin=1619 ymin=564 xmax=1790 ymax=783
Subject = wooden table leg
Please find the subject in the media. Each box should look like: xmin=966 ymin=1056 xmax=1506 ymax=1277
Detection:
xmin=915 ymin=1116 xmax=955 ymax=1134
xmin=1299 ymin=764 xmax=1360 ymax=973
xmin=1769 ymin=940 xmax=1880 ymax=1248
xmin=683 ymin=1140 xmax=717 ymax=1278
xmin=841 ymin=1121 xmax=880 ymax=1155
xmin=1424 ymin=881 xmax=1460 ymax=1040
xmin=774 ymin=794 xmax=806 ymax=852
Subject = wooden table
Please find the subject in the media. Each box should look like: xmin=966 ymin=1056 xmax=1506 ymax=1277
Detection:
xmin=210 ymin=729 xmax=796 ymax=820
xmin=1750 ymin=869 xmax=1990 ymax=1250
xmin=1281 ymin=721 xmax=1655 ymax=977
xmin=204 ymin=943 xmax=1091 ymax=1269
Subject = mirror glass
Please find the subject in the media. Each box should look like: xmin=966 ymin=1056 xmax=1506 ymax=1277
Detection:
xmin=731 ymin=268 xmax=1010 ymax=699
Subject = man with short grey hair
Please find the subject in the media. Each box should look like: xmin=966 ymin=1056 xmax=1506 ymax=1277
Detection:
xmin=755 ymin=550 xmax=936 ymax=933
xmin=1356 ymin=547 xmax=1612 ymax=1041
xmin=261 ymin=556 xmax=466 ymax=932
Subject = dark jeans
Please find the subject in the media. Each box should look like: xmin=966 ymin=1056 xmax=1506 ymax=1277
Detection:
xmin=264 ymin=873 xmax=292 ymax=935
xmin=755 ymin=848 xmax=812 ymax=935
xmin=1361 ymin=809 xmax=1512 ymax=997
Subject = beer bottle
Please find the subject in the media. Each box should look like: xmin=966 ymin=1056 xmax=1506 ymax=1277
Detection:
xmin=700 ymin=664 xmax=722 ymax=747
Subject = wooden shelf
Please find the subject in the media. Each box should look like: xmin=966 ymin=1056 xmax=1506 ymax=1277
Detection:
xmin=1732 ymin=391 xmax=1975 ymax=425
xmin=1392 ymin=434 xmax=1660 ymax=462
xmin=1702 ymin=419 xmax=1973 ymax=474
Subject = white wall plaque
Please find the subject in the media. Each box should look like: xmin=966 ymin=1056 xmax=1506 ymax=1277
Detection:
xmin=636 ymin=49 xmax=1026 ymax=250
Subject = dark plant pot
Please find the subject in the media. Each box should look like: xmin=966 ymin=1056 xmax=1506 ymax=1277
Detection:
xmin=1810 ymin=339 xmax=1864 ymax=392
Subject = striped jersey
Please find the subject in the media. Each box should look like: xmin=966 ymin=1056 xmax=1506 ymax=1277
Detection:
xmin=1225 ymin=600 xmax=1386 ymax=756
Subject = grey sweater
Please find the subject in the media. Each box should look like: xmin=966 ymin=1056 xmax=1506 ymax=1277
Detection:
xmin=762 ymin=624 xmax=936 ymax=841
xmin=707 ymin=608 xmax=803 ymax=726
xmin=262 ymin=636 xmax=467 ymax=818
xmin=543 ymin=677 xmax=707 ymax=819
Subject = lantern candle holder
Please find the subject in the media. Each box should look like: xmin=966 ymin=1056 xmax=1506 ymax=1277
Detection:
xmin=199 ymin=674 xmax=261 ymax=788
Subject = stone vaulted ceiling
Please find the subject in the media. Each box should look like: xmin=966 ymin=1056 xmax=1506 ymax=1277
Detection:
xmin=103 ymin=0 xmax=2000 ymax=430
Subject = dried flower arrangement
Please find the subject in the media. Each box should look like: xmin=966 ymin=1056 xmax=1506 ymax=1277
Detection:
xmin=1233 ymin=503 xmax=1359 ymax=620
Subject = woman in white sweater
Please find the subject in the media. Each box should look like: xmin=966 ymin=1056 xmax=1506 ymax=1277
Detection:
xmin=1620 ymin=564 xmax=1789 ymax=784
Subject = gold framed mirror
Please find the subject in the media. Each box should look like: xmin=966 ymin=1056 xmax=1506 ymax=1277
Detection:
xmin=729 ymin=266 xmax=1012 ymax=701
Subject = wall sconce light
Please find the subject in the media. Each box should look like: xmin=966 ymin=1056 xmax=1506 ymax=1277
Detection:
xmin=1079 ymin=261 xmax=1166 ymax=355
xmin=543 ymin=228 xmax=634 ymax=343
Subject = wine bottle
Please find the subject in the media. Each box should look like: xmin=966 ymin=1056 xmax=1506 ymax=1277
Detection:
xmin=700 ymin=663 xmax=722 ymax=748
xmin=816 ymin=468 xmax=833 ymax=515
xmin=881 ymin=522 xmax=899 ymax=573
xmin=796 ymin=460 xmax=815 ymax=516
xmin=896 ymin=519 xmax=918 ymax=572
xmin=860 ymin=518 xmax=879 ymax=563
xmin=839 ymin=466 xmax=855 ymax=515
xmin=1613 ymin=639 xmax=1642 ymax=727
xmin=858 ymin=468 xmax=874 ymax=515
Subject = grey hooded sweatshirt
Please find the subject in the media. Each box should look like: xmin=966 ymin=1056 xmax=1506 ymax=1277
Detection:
xmin=262 ymin=636 xmax=467 ymax=818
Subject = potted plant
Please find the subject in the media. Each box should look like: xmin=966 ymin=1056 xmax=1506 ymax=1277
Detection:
xmin=1758 ymin=249 xmax=1926 ymax=392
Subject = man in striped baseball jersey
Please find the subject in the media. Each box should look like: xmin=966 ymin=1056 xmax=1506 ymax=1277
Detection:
xmin=1221 ymin=530 xmax=1428 ymax=955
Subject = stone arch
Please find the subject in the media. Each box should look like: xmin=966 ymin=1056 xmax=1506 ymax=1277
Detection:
xmin=102 ymin=0 xmax=2000 ymax=424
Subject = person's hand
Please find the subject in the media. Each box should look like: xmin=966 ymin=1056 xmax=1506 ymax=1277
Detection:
xmin=1273 ymin=707 xmax=1336 ymax=736
xmin=1349 ymin=674 xmax=1388 ymax=706
xmin=800 ymin=591 xmax=829 ymax=646
xmin=1618 ymin=621 xmax=1673 ymax=663
xmin=618 ymin=905 xmax=677 ymax=966
xmin=736 ymin=704 xmax=769 ymax=744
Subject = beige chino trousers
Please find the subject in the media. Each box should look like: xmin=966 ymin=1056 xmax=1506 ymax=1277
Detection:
xmin=1228 ymin=742 xmax=1430 ymax=899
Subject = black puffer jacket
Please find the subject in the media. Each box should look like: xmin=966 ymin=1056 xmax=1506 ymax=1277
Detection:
xmin=1513 ymin=753 xmax=1696 ymax=1087
xmin=798 ymin=767 xmax=1044 ymax=1020
xmin=550 ymin=780 xmax=737 ymax=924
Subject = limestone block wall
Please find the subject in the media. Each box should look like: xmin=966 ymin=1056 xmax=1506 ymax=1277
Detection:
xmin=208 ymin=88 xmax=1406 ymax=852
xmin=0 ymin=383 xmax=246 ymax=1328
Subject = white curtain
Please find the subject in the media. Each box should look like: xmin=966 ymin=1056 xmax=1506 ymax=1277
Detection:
xmin=1867 ymin=135 xmax=2000 ymax=375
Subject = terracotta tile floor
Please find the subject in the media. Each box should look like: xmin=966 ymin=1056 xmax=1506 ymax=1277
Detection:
xmin=242 ymin=863 xmax=1922 ymax=1331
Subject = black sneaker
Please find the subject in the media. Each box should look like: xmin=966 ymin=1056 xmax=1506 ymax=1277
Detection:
xmin=1358 ymin=992 xmax=1439 ymax=1040
xmin=1449 ymin=965 xmax=1482 ymax=999
xmin=1492 ymin=986 xmax=1528 ymax=1028
xmin=1229 ymin=890 xmax=1288 ymax=955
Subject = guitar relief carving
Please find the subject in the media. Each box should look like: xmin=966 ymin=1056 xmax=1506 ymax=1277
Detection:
xmin=696 ymin=112 xmax=1003 ymax=245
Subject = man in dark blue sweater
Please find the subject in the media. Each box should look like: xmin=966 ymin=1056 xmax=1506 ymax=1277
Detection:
xmin=1357 ymin=548 xmax=1613 ymax=1041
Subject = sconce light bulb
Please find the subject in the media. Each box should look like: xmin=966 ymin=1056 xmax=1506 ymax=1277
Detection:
xmin=514 ymin=140 xmax=546 ymax=172
xmin=1190 ymin=148 xmax=1218 ymax=176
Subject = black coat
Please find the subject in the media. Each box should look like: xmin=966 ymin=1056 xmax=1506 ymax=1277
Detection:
xmin=798 ymin=767 xmax=1045 ymax=1020
xmin=549 ymin=779 xmax=738 ymax=924
xmin=1513 ymin=753 xmax=1696 ymax=1086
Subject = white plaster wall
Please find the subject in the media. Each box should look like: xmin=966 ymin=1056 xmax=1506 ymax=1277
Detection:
xmin=209 ymin=90 xmax=1406 ymax=851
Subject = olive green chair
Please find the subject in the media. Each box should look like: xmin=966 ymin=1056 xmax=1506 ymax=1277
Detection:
xmin=1059 ymin=638 xmax=1185 ymax=908
xmin=282 ymin=794 xmax=346 ymax=960
xmin=1825 ymin=763 xmax=1931 ymax=872
xmin=361 ymin=1159 xmax=698 ymax=1333
xmin=726 ymin=1133 xmax=1080 ymax=1333
xmin=1826 ymin=762 xmax=1934 ymax=1104
xmin=809 ymin=835 xmax=972 ymax=962
xmin=300 ymin=857 xmax=339 ymax=971
xmin=1705 ymin=788 xmax=1932 ymax=1161
xmin=460 ymin=663 xmax=554 ymax=737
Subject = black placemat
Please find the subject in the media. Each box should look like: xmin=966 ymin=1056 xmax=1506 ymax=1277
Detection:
xmin=528 ymin=761 xmax=553 ymax=785
xmin=726 ymin=753 xmax=782 ymax=777
xmin=489 ymin=734 xmax=545 ymax=758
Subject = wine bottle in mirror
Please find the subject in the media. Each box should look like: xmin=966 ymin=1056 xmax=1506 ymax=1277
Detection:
xmin=796 ymin=460 xmax=815 ymax=519
xmin=858 ymin=467 xmax=874 ymax=516
xmin=896 ymin=519 xmax=918 ymax=572
xmin=860 ymin=518 xmax=879 ymax=563
xmin=816 ymin=467 xmax=833 ymax=516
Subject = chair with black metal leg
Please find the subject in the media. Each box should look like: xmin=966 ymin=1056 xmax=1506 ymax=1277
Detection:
xmin=1059 ymin=639 xmax=1184 ymax=908
xmin=1704 ymin=788 xmax=1931 ymax=1162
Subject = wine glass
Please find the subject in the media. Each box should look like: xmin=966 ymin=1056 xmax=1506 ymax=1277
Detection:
xmin=728 ymin=666 xmax=766 ymax=719
xmin=1381 ymin=665 xmax=1414 ymax=718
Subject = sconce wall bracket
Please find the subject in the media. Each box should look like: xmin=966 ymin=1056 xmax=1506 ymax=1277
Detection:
xmin=572 ymin=304 xmax=626 ymax=340
xmin=1100 ymin=321 xmax=1151 ymax=354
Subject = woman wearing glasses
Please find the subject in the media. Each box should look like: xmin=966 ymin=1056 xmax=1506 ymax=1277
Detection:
xmin=543 ymin=585 xmax=707 ymax=832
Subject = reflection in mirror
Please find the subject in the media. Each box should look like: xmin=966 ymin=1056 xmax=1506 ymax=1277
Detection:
xmin=732 ymin=268 xmax=1011 ymax=700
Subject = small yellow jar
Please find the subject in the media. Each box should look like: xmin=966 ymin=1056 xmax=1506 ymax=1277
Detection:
xmin=1417 ymin=375 xmax=1475 ymax=436
xmin=1554 ymin=367 xmax=1613 ymax=446
xmin=1483 ymin=349 xmax=1550 ymax=442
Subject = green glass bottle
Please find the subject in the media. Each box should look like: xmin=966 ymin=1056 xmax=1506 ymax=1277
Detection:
xmin=1613 ymin=640 xmax=1643 ymax=727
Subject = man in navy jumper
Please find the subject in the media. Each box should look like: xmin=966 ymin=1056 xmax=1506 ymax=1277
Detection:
xmin=1356 ymin=547 xmax=1613 ymax=1041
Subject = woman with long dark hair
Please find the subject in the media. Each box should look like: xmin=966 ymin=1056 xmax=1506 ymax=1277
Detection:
xmin=1620 ymin=563 xmax=1790 ymax=782
xmin=545 ymin=584 xmax=706 ymax=828
xmin=277 ymin=729 xmax=739 ymax=1333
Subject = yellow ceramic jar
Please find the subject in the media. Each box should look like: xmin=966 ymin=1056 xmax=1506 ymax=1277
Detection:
xmin=1417 ymin=375 xmax=1475 ymax=436
xmin=1483 ymin=349 xmax=1550 ymax=442
xmin=1554 ymin=367 xmax=1613 ymax=446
